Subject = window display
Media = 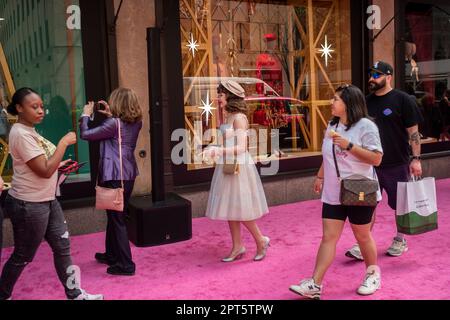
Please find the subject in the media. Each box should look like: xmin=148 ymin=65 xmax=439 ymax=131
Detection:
xmin=179 ymin=0 xmax=352 ymax=170
xmin=404 ymin=2 xmax=450 ymax=143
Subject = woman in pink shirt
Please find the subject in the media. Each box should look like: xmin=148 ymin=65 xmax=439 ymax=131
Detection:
xmin=0 ymin=88 xmax=102 ymax=300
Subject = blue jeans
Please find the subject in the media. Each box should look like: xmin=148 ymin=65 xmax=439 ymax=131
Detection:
xmin=0 ymin=195 xmax=82 ymax=300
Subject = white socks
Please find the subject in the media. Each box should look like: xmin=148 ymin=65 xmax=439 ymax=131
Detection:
xmin=396 ymin=233 xmax=405 ymax=241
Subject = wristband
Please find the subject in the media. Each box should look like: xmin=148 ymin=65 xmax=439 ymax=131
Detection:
xmin=346 ymin=142 xmax=354 ymax=151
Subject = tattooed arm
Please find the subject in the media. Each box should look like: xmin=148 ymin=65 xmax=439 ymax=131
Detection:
xmin=407 ymin=125 xmax=422 ymax=177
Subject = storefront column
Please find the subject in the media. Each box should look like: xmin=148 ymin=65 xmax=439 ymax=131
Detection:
xmin=372 ymin=0 xmax=396 ymax=85
xmin=114 ymin=0 xmax=156 ymax=195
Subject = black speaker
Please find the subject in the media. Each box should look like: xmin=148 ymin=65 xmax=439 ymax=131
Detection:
xmin=127 ymin=193 xmax=192 ymax=247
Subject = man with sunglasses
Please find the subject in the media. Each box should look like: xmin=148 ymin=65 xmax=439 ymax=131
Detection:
xmin=346 ymin=61 xmax=423 ymax=260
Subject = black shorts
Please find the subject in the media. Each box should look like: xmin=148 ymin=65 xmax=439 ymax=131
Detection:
xmin=322 ymin=203 xmax=376 ymax=225
xmin=376 ymin=164 xmax=410 ymax=210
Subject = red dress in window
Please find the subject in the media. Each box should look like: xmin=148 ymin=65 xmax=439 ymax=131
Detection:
xmin=255 ymin=53 xmax=283 ymax=95
xmin=253 ymin=108 xmax=269 ymax=126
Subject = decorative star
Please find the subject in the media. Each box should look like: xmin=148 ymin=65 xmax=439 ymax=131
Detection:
xmin=318 ymin=35 xmax=334 ymax=67
xmin=198 ymin=91 xmax=216 ymax=126
xmin=186 ymin=33 xmax=200 ymax=57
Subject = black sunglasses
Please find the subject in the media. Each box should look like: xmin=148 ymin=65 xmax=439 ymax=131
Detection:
xmin=368 ymin=71 xmax=386 ymax=79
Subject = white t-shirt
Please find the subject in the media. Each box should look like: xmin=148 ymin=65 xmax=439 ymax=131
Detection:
xmin=321 ymin=118 xmax=383 ymax=205
xmin=8 ymin=123 xmax=58 ymax=202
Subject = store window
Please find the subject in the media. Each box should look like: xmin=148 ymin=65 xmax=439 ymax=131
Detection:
xmin=0 ymin=0 xmax=90 ymax=188
xmin=179 ymin=0 xmax=352 ymax=171
xmin=404 ymin=2 xmax=450 ymax=143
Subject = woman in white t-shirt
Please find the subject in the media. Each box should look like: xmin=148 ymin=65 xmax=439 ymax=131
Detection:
xmin=0 ymin=88 xmax=102 ymax=300
xmin=289 ymin=84 xmax=384 ymax=299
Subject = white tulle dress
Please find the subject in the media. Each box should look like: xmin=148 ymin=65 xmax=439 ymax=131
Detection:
xmin=205 ymin=113 xmax=269 ymax=221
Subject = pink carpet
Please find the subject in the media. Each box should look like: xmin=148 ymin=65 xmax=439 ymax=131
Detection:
xmin=1 ymin=179 xmax=450 ymax=300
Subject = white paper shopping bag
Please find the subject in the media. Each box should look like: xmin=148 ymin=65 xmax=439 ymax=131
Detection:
xmin=396 ymin=177 xmax=438 ymax=235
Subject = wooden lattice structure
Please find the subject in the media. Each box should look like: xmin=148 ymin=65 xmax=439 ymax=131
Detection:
xmin=180 ymin=0 xmax=352 ymax=159
xmin=180 ymin=0 xmax=217 ymax=154
xmin=285 ymin=0 xmax=350 ymax=151
xmin=0 ymin=43 xmax=15 ymax=100
xmin=0 ymin=42 xmax=16 ymax=182
xmin=0 ymin=137 xmax=9 ymax=178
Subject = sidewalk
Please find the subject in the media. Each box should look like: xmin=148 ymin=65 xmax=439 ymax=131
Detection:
xmin=1 ymin=179 xmax=449 ymax=300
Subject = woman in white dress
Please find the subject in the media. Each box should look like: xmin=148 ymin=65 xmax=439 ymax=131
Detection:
xmin=204 ymin=80 xmax=270 ymax=262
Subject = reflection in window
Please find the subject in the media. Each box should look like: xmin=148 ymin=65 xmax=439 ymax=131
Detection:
xmin=0 ymin=0 xmax=90 ymax=186
xmin=404 ymin=2 xmax=450 ymax=143
xmin=180 ymin=0 xmax=352 ymax=170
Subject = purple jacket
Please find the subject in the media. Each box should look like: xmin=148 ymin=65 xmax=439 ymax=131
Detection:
xmin=79 ymin=116 xmax=142 ymax=182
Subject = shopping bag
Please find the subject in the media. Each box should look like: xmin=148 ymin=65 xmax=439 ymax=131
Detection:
xmin=396 ymin=177 xmax=438 ymax=235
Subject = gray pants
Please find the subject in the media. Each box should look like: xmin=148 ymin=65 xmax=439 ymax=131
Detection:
xmin=0 ymin=195 xmax=82 ymax=300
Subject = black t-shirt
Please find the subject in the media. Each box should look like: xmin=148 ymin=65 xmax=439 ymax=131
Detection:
xmin=439 ymin=99 xmax=450 ymax=126
xmin=366 ymin=89 xmax=422 ymax=168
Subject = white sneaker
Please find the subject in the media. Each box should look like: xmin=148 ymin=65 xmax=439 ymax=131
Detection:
xmin=387 ymin=237 xmax=408 ymax=256
xmin=357 ymin=265 xmax=381 ymax=295
xmin=71 ymin=289 xmax=104 ymax=300
xmin=289 ymin=278 xmax=322 ymax=300
xmin=345 ymin=244 xmax=364 ymax=261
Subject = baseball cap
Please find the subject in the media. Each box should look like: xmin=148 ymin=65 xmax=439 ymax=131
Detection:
xmin=220 ymin=79 xmax=246 ymax=98
xmin=369 ymin=61 xmax=394 ymax=75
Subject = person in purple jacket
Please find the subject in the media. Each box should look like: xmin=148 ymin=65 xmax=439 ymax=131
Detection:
xmin=80 ymin=87 xmax=143 ymax=276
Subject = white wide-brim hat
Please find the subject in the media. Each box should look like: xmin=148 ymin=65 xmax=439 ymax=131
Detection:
xmin=220 ymin=79 xmax=246 ymax=98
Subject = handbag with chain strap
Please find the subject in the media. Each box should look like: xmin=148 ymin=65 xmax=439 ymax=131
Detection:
xmin=222 ymin=114 xmax=248 ymax=175
xmin=332 ymin=125 xmax=378 ymax=207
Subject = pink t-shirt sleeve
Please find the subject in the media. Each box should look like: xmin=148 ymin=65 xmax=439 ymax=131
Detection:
xmin=15 ymin=132 xmax=45 ymax=163
xmin=8 ymin=124 xmax=58 ymax=202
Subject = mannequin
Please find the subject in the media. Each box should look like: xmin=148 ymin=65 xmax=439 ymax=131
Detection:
xmin=255 ymin=33 xmax=283 ymax=95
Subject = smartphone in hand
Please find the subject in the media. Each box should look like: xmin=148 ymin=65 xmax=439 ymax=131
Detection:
xmin=58 ymin=161 xmax=87 ymax=174
xmin=94 ymin=102 xmax=106 ymax=112
xmin=59 ymin=160 xmax=77 ymax=171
